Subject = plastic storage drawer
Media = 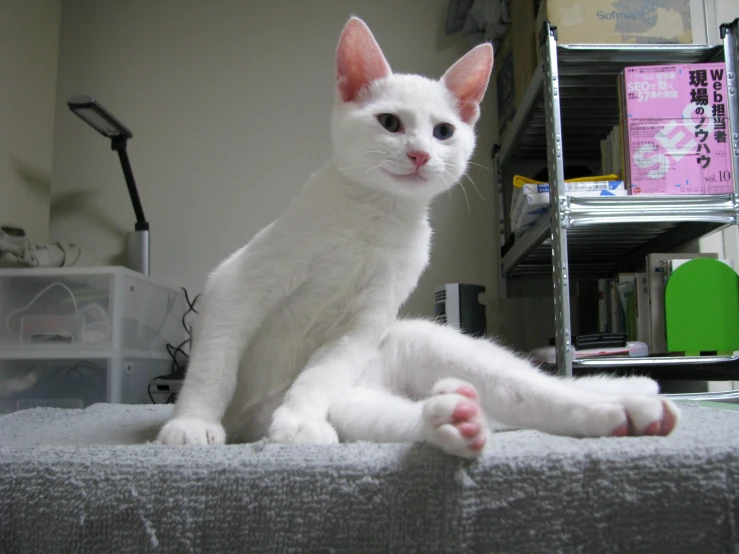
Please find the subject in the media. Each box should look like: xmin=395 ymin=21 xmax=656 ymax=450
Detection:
xmin=0 ymin=266 xmax=187 ymax=353
xmin=0 ymin=356 xmax=171 ymax=414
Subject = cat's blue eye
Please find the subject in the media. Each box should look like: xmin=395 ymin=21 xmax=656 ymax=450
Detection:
xmin=377 ymin=113 xmax=402 ymax=133
xmin=433 ymin=123 xmax=455 ymax=140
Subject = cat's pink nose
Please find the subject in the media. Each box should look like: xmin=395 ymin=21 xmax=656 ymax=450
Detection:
xmin=407 ymin=150 xmax=430 ymax=169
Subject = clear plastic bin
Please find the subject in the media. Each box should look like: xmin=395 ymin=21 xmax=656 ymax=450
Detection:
xmin=0 ymin=267 xmax=187 ymax=353
xmin=0 ymin=356 xmax=171 ymax=414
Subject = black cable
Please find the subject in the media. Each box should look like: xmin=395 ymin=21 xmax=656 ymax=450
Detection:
xmin=167 ymin=337 xmax=192 ymax=368
xmin=182 ymin=287 xmax=200 ymax=315
xmin=143 ymin=292 xmax=177 ymax=346
xmin=165 ymin=343 xmax=181 ymax=372
xmin=162 ymin=287 xmax=199 ymax=375
xmin=181 ymin=287 xmax=200 ymax=341
xmin=150 ymin=287 xmax=201 ymax=402
xmin=56 ymin=360 xmax=103 ymax=381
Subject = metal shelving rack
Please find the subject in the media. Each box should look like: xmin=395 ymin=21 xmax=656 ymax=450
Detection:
xmin=495 ymin=19 xmax=739 ymax=379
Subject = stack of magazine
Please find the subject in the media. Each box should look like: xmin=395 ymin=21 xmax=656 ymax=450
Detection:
xmin=617 ymin=61 xmax=732 ymax=195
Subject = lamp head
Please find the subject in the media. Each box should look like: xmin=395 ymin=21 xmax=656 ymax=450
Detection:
xmin=67 ymin=95 xmax=133 ymax=140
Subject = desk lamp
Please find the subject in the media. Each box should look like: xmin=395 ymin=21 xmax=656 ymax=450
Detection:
xmin=67 ymin=95 xmax=149 ymax=276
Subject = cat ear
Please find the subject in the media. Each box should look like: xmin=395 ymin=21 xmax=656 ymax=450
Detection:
xmin=336 ymin=17 xmax=392 ymax=103
xmin=442 ymin=43 xmax=494 ymax=124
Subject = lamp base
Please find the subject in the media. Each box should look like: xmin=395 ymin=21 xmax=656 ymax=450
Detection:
xmin=125 ymin=229 xmax=150 ymax=276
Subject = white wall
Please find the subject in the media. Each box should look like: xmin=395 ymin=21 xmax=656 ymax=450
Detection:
xmin=50 ymin=0 xmax=498 ymax=319
xmin=0 ymin=0 xmax=61 ymax=242
xmin=714 ymin=0 xmax=739 ymax=42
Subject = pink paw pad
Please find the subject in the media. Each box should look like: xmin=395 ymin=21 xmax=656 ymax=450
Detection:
xmin=424 ymin=379 xmax=488 ymax=459
xmin=457 ymin=421 xmax=481 ymax=438
xmin=455 ymin=385 xmax=478 ymax=400
xmin=452 ymin=402 xmax=478 ymax=422
xmin=659 ymin=401 xmax=678 ymax=435
xmin=611 ymin=423 xmax=629 ymax=437
xmin=643 ymin=421 xmax=661 ymax=436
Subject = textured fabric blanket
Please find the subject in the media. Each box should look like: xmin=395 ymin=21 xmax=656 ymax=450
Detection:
xmin=1 ymin=402 xmax=738 ymax=553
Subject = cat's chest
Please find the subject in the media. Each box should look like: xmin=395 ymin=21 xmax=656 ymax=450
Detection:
xmin=272 ymin=218 xmax=429 ymax=324
xmin=321 ymin=218 xmax=430 ymax=286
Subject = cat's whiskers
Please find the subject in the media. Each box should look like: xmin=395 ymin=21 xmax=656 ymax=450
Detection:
xmin=443 ymin=168 xmax=471 ymax=217
xmin=336 ymin=159 xmax=389 ymax=174
xmin=364 ymin=160 xmax=391 ymax=177
xmin=352 ymin=150 xmax=390 ymax=161
xmin=465 ymin=160 xmax=491 ymax=171
xmin=335 ymin=151 xmax=391 ymax=173
xmin=447 ymin=162 xmax=486 ymax=202
xmin=461 ymin=172 xmax=486 ymax=201
xmin=448 ymin=160 xmax=491 ymax=172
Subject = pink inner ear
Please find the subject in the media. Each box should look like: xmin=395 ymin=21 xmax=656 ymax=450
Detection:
xmin=442 ymin=43 xmax=494 ymax=123
xmin=336 ymin=17 xmax=392 ymax=103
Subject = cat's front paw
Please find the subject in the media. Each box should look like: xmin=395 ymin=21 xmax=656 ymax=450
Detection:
xmin=268 ymin=407 xmax=339 ymax=444
xmin=157 ymin=417 xmax=226 ymax=445
xmin=422 ymin=378 xmax=488 ymax=459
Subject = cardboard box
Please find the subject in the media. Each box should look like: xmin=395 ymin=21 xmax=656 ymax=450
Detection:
xmin=536 ymin=0 xmax=693 ymax=47
xmin=510 ymin=179 xmax=627 ymax=235
xmin=622 ymin=62 xmax=733 ymax=195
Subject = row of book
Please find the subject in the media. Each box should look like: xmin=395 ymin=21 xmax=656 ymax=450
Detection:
xmin=599 ymin=124 xmax=622 ymax=180
xmin=590 ymin=252 xmax=731 ymax=354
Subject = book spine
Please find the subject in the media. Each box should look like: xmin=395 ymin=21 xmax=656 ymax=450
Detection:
xmin=597 ymin=278 xmax=608 ymax=333
xmin=635 ymin=273 xmax=650 ymax=349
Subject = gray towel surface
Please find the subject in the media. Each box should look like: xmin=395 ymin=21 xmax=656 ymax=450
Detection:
xmin=1 ymin=402 xmax=738 ymax=553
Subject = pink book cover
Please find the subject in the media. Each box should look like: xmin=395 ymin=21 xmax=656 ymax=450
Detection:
xmin=623 ymin=63 xmax=732 ymax=195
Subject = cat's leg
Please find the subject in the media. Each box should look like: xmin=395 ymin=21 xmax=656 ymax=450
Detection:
xmin=268 ymin=335 xmax=385 ymax=444
xmin=328 ymin=381 xmax=487 ymax=459
xmin=563 ymin=374 xmax=659 ymax=397
xmin=158 ymin=235 xmax=304 ymax=445
xmin=382 ymin=320 xmax=678 ymax=438
xmin=268 ymin=283 xmax=399 ymax=445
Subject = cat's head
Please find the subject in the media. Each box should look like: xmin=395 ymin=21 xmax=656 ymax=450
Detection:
xmin=331 ymin=17 xmax=493 ymax=200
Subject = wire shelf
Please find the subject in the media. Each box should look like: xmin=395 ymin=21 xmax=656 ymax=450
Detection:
xmin=498 ymin=44 xmax=724 ymax=165
xmin=496 ymin=21 xmax=739 ymax=377
xmin=542 ymin=355 xmax=739 ymax=381
xmin=502 ymin=195 xmax=737 ymax=276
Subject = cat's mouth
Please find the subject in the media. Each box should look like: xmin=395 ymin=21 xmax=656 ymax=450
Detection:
xmin=381 ymin=169 xmax=428 ymax=183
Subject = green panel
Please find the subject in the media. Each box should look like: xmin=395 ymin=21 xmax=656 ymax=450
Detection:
xmin=665 ymin=258 xmax=739 ymax=354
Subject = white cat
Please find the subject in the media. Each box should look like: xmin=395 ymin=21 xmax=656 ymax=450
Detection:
xmin=157 ymin=17 xmax=679 ymax=458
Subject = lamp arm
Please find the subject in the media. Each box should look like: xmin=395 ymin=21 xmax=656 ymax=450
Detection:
xmin=111 ymin=136 xmax=148 ymax=231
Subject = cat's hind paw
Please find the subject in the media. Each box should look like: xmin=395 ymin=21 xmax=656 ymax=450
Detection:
xmin=620 ymin=397 xmax=680 ymax=437
xmin=422 ymin=378 xmax=488 ymax=459
xmin=157 ymin=417 xmax=226 ymax=445
xmin=268 ymin=406 xmax=339 ymax=444
xmin=586 ymin=397 xmax=680 ymax=438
